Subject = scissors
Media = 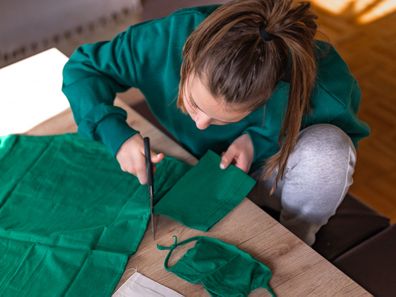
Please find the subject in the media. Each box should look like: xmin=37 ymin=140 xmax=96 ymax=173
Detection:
xmin=143 ymin=137 xmax=156 ymax=240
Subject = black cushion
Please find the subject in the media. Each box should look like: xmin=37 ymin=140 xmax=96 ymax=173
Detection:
xmin=334 ymin=225 xmax=396 ymax=297
xmin=313 ymin=194 xmax=390 ymax=260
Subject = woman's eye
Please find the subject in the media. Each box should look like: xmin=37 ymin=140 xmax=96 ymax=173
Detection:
xmin=189 ymin=98 xmax=198 ymax=109
xmin=187 ymin=99 xmax=199 ymax=113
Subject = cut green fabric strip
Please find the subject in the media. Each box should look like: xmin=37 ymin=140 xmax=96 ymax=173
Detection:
xmin=157 ymin=235 xmax=276 ymax=297
xmin=154 ymin=150 xmax=256 ymax=231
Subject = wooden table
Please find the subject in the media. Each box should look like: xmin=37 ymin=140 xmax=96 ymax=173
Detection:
xmin=6 ymin=49 xmax=371 ymax=297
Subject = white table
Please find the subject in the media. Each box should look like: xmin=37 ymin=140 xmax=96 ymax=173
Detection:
xmin=0 ymin=49 xmax=70 ymax=136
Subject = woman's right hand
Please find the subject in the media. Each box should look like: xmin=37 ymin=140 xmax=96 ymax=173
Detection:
xmin=116 ymin=134 xmax=165 ymax=184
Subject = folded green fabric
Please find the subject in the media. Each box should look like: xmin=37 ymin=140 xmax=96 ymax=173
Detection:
xmin=154 ymin=150 xmax=256 ymax=231
xmin=0 ymin=134 xmax=189 ymax=297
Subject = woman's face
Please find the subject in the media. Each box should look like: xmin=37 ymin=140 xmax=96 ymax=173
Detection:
xmin=183 ymin=74 xmax=251 ymax=130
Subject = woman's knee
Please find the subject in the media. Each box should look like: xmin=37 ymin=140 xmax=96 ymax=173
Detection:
xmin=291 ymin=124 xmax=356 ymax=165
xmin=249 ymin=124 xmax=357 ymax=218
xmin=282 ymin=124 xmax=357 ymax=219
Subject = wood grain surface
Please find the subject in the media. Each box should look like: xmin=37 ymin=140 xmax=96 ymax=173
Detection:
xmin=27 ymin=99 xmax=371 ymax=297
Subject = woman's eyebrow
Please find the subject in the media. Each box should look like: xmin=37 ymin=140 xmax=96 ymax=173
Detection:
xmin=188 ymin=92 xmax=205 ymax=113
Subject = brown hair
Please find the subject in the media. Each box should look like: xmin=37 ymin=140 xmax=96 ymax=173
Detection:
xmin=178 ymin=0 xmax=318 ymax=191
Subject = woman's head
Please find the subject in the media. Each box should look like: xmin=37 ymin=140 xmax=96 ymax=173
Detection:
xmin=182 ymin=73 xmax=252 ymax=130
xmin=178 ymin=0 xmax=318 ymax=188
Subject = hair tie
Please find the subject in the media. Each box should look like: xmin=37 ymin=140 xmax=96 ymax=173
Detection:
xmin=259 ymin=24 xmax=273 ymax=42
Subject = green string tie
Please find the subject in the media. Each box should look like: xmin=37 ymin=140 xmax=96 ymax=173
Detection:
xmin=157 ymin=235 xmax=178 ymax=251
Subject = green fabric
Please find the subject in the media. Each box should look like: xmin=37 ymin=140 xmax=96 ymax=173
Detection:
xmin=154 ymin=150 xmax=256 ymax=231
xmin=0 ymin=238 xmax=126 ymax=297
xmin=0 ymin=134 xmax=150 ymax=254
xmin=157 ymin=236 xmax=276 ymax=297
xmin=0 ymin=133 xmax=189 ymax=296
xmin=0 ymin=134 xmax=256 ymax=296
xmin=62 ymin=4 xmax=370 ymax=172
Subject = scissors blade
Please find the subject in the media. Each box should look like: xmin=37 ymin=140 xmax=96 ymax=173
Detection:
xmin=149 ymin=185 xmax=156 ymax=240
xmin=144 ymin=137 xmax=156 ymax=240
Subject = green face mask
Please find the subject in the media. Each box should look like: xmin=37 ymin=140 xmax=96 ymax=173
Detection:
xmin=157 ymin=236 xmax=276 ymax=297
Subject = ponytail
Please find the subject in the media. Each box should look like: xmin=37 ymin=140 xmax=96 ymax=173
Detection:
xmin=261 ymin=1 xmax=317 ymax=192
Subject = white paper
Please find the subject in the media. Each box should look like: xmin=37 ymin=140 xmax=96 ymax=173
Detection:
xmin=113 ymin=272 xmax=184 ymax=297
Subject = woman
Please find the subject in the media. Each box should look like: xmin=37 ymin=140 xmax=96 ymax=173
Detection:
xmin=62 ymin=0 xmax=369 ymax=245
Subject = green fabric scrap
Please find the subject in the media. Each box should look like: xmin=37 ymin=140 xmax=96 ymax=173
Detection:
xmin=154 ymin=150 xmax=256 ymax=231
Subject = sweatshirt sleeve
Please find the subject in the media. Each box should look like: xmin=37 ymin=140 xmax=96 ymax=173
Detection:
xmin=328 ymin=79 xmax=370 ymax=147
xmin=62 ymin=27 xmax=139 ymax=156
xmin=313 ymin=41 xmax=370 ymax=147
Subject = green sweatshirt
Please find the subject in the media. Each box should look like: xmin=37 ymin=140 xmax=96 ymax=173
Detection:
xmin=62 ymin=4 xmax=370 ymax=172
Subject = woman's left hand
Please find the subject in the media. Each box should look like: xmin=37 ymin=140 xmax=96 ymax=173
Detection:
xmin=220 ymin=133 xmax=254 ymax=173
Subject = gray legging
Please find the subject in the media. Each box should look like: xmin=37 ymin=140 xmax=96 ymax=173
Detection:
xmin=249 ymin=124 xmax=357 ymax=245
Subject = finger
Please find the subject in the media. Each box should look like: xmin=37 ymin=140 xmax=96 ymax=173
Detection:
xmin=235 ymin=154 xmax=250 ymax=173
xmin=220 ymin=148 xmax=236 ymax=169
xmin=135 ymin=164 xmax=147 ymax=185
xmin=151 ymin=152 xmax=165 ymax=164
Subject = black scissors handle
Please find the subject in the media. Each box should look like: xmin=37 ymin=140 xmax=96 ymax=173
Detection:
xmin=143 ymin=137 xmax=156 ymax=240
xmin=143 ymin=137 xmax=154 ymax=187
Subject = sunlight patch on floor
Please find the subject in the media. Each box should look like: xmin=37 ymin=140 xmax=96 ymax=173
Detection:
xmin=311 ymin=0 xmax=396 ymax=24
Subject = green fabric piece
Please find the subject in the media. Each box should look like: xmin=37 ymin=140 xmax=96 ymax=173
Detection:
xmin=157 ymin=236 xmax=276 ymax=297
xmin=0 ymin=134 xmax=149 ymax=254
xmin=154 ymin=150 xmax=256 ymax=231
xmin=0 ymin=237 xmax=126 ymax=297
xmin=62 ymin=4 xmax=369 ymax=169
xmin=0 ymin=134 xmax=257 ymax=296
xmin=0 ymin=134 xmax=190 ymax=297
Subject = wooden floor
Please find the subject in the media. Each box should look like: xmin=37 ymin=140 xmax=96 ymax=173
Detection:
xmin=312 ymin=2 xmax=396 ymax=222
